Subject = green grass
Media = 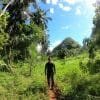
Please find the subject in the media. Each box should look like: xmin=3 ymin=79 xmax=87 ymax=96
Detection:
xmin=0 ymin=51 xmax=100 ymax=99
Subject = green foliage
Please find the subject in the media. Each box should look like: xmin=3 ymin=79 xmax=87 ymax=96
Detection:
xmin=32 ymin=8 xmax=52 ymax=30
xmin=0 ymin=12 xmax=9 ymax=51
xmin=0 ymin=0 xmax=49 ymax=64
xmin=32 ymin=8 xmax=51 ymax=54
xmin=83 ymin=38 xmax=96 ymax=59
xmin=57 ymin=48 xmax=66 ymax=59
xmin=0 ymin=2 xmax=99 ymax=99
xmin=0 ymin=60 xmax=9 ymax=72
xmin=88 ymin=74 xmax=100 ymax=96
xmin=87 ymin=59 xmax=100 ymax=74
xmin=12 ymin=23 xmax=43 ymax=60
xmin=0 ymin=59 xmax=48 ymax=99
xmin=0 ymin=51 xmax=100 ymax=99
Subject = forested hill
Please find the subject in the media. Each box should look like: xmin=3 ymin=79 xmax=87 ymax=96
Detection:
xmin=52 ymin=37 xmax=81 ymax=58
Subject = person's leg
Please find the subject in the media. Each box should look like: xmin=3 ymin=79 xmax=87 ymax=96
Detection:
xmin=47 ymin=73 xmax=50 ymax=88
xmin=51 ymin=73 xmax=54 ymax=89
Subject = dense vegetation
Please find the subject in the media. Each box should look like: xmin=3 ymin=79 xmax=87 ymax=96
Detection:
xmin=0 ymin=0 xmax=100 ymax=100
xmin=0 ymin=50 xmax=100 ymax=99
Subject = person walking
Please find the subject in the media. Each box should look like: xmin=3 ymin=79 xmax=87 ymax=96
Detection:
xmin=45 ymin=57 xmax=56 ymax=90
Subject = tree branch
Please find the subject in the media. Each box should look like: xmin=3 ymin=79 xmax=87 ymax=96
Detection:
xmin=0 ymin=0 xmax=14 ymax=17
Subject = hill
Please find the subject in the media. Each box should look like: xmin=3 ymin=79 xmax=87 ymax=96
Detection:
xmin=52 ymin=37 xmax=81 ymax=58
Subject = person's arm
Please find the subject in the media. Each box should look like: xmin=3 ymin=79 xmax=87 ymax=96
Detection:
xmin=53 ymin=64 xmax=56 ymax=74
xmin=45 ymin=63 xmax=47 ymax=76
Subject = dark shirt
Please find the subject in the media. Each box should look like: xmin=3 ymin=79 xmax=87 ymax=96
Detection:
xmin=45 ymin=62 xmax=55 ymax=75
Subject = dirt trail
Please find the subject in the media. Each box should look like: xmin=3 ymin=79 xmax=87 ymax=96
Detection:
xmin=47 ymin=85 xmax=61 ymax=100
xmin=48 ymin=89 xmax=57 ymax=100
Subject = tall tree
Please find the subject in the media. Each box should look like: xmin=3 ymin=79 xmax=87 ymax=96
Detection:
xmin=32 ymin=8 xmax=51 ymax=30
xmin=83 ymin=38 xmax=95 ymax=59
xmin=31 ymin=8 xmax=51 ymax=54
xmin=0 ymin=0 xmax=46 ymax=64
xmin=91 ymin=1 xmax=100 ymax=48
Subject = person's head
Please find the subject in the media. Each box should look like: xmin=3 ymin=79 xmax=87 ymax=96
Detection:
xmin=48 ymin=56 xmax=51 ymax=62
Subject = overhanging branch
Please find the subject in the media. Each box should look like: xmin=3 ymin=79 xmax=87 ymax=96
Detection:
xmin=0 ymin=0 xmax=14 ymax=17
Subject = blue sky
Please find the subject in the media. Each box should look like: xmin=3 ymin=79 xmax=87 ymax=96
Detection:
xmin=38 ymin=0 xmax=97 ymax=51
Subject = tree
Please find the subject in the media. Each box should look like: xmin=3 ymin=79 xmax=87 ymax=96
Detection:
xmin=83 ymin=38 xmax=95 ymax=59
xmin=31 ymin=8 xmax=51 ymax=54
xmin=58 ymin=48 xmax=66 ymax=59
xmin=32 ymin=8 xmax=52 ymax=30
xmin=91 ymin=1 xmax=100 ymax=48
xmin=0 ymin=0 xmax=46 ymax=65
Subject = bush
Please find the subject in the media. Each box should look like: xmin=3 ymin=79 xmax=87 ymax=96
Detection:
xmin=0 ymin=60 xmax=11 ymax=72
xmin=87 ymin=59 xmax=100 ymax=74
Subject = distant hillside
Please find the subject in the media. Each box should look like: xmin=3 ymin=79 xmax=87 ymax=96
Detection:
xmin=52 ymin=37 xmax=81 ymax=58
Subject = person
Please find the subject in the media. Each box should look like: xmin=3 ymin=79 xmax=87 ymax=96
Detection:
xmin=45 ymin=57 xmax=56 ymax=90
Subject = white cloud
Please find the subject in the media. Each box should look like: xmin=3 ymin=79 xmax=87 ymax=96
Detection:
xmin=79 ymin=0 xmax=96 ymax=16
xmin=50 ymin=8 xmax=54 ymax=14
xmin=49 ymin=40 xmax=62 ymax=51
xmin=63 ymin=6 xmax=71 ymax=11
xmin=64 ymin=0 xmax=96 ymax=10
xmin=59 ymin=3 xmax=63 ymax=8
xmin=46 ymin=0 xmax=96 ymax=15
xmin=75 ymin=7 xmax=81 ymax=15
xmin=49 ymin=47 xmax=54 ymax=51
xmin=64 ymin=0 xmax=76 ymax=5
xmin=58 ymin=3 xmax=71 ymax=11
xmin=84 ymin=0 xmax=96 ymax=9
xmin=46 ymin=0 xmax=58 ymax=5
xmin=46 ymin=0 xmax=50 ymax=4
xmin=51 ymin=0 xmax=58 ymax=5
xmin=62 ymin=25 xmax=69 ymax=30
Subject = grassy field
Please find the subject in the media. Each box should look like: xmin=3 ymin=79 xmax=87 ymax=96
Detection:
xmin=0 ymin=51 xmax=100 ymax=100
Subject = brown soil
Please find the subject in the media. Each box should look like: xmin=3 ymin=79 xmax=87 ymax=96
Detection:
xmin=47 ymin=85 xmax=61 ymax=100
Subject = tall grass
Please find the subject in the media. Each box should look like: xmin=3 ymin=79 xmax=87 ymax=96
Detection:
xmin=0 ymin=51 xmax=100 ymax=99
